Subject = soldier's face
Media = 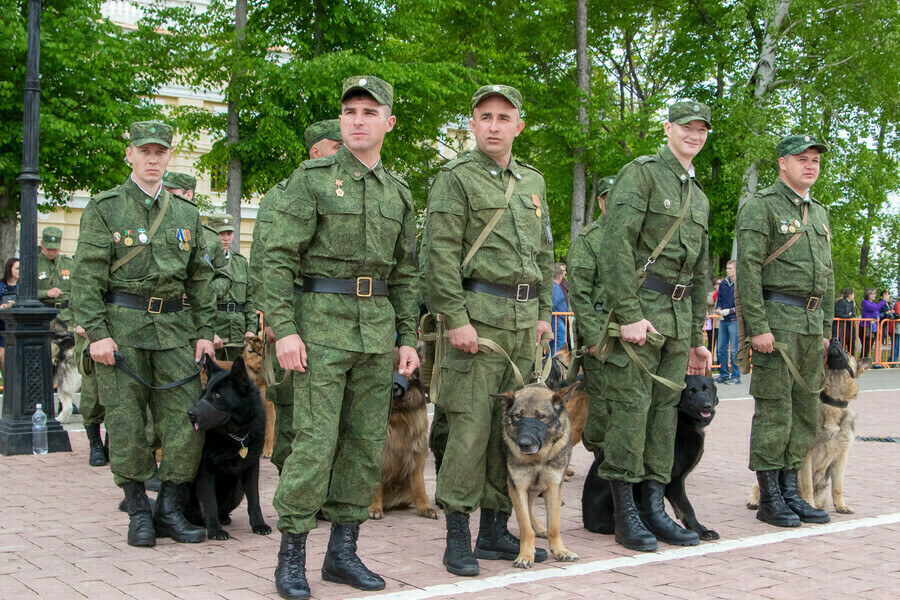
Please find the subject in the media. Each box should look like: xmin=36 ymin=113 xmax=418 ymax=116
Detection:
xmin=126 ymin=143 xmax=172 ymax=189
xmin=164 ymin=186 xmax=193 ymax=201
xmin=340 ymin=97 xmax=395 ymax=157
xmin=664 ymin=120 xmax=708 ymax=163
xmin=310 ymin=139 xmax=343 ymax=159
xmin=42 ymin=247 xmax=59 ymax=260
xmin=470 ymin=97 xmax=525 ymax=165
xmin=779 ymin=148 xmax=821 ymax=191
xmin=219 ymin=231 xmax=234 ymax=251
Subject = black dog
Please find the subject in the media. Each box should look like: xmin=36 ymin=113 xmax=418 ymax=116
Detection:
xmin=183 ymin=355 xmax=272 ymax=540
xmin=582 ymin=374 xmax=720 ymax=541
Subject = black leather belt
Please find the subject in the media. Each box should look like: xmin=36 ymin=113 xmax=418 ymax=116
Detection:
xmin=106 ymin=291 xmax=183 ymax=314
xmin=641 ymin=275 xmax=692 ymax=300
xmin=763 ymin=289 xmax=821 ymax=311
xmin=301 ymin=277 xmax=387 ymax=297
xmin=217 ymin=302 xmax=244 ymax=313
xmin=294 ymin=284 xmax=303 ymax=295
xmin=462 ymin=278 xmax=539 ymax=302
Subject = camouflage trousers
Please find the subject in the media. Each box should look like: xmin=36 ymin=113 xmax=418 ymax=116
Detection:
xmin=75 ymin=335 xmax=104 ymax=427
xmin=434 ymin=320 xmax=536 ymax=515
xmin=268 ymin=351 xmax=295 ymax=474
xmin=749 ymin=332 xmax=823 ymax=472
xmin=96 ymin=344 xmax=204 ymax=487
xmin=580 ymin=352 xmax=606 ymax=456
xmin=598 ymin=334 xmax=690 ymax=483
xmin=429 ymin=405 xmax=449 ymax=475
xmin=273 ymin=342 xmax=392 ymax=534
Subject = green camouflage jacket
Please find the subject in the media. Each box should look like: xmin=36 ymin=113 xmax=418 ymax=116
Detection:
xmin=38 ymin=252 xmax=75 ymax=327
xmin=214 ymin=251 xmax=257 ymax=341
xmin=568 ymin=218 xmax=607 ymax=348
xmin=419 ymin=147 xmax=553 ymax=331
xmin=736 ymin=178 xmax=834 ymax=338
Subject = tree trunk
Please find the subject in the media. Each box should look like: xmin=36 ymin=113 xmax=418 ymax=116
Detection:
xmin=0 ymin=190 xmax=17 ymax=263
xmin=570 ymin=0 xmax=590 ymax=240
xmin=585 ymin=173 xmax=597 ymax=225
xmin=226 ymin=0 xmax=247 ymax=254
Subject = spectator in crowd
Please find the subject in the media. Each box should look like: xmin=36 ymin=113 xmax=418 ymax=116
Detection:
xmin=832 ymin=287 xmax=856 ymax=354
xmin=715 ymin=260 xmax=740 ymax=384
xmin=891 ymin=295 xmax=900 ymax=363
xmin=705 ymin=290 xmax=715 ymax=355
xmin=552 ymin=263 xmax=568 ymax=354
xmin=859 ymin=288 xmax=884 ymax=358
xmin=0 ymin=257 xmax=20 ymax=377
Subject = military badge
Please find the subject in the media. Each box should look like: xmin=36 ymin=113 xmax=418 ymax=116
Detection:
xmin=138 ymin=228 xmax=148 ymax=244
xmin=124 ymin=230 xmax=134 ymax=246
xmin=789 ymin=226 xmax=796 ymax=233
xmin=536 ymin=208 xmax=542 ymax=217
xmin=176 ymin=228 xmax=192 ymax=251
xmin=336 ymin=189 xmax=345 ymax=197
xmin=781 ymin=224 xmax=789 ymax=234
xmin=335 ymin=180 xmax=342 ymax=187
xmin=38 ymin=272 xmax=47 ymax=280
xmin=113 ymin=232 xmax=121 ymax=243
xmin=532 ymin=194 xmax=540 ymax=208
xmin=664 ymin=199 xmax=671 ymax=209
xmin=61 ymin=270 xmax=70 ymax=280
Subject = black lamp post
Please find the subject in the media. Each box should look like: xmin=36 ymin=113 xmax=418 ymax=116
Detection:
xmin=0 ymin=0 xmax=70 ymax=455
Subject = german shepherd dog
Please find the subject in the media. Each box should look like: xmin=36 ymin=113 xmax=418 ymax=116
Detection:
xmin=495 ymin=384 xmax=579 ymax=568
xmin=184 ymin=354 xmax=272 ymax=540
xmin=748 ymin=343 xmax=870 ymax=513
xmin=53 ymin=330 xmax=82 ymax=424
xmin=368 ymin=346 xmax=438 ymax=520
xmin=582 ymin=375 xmax=720 ymax=541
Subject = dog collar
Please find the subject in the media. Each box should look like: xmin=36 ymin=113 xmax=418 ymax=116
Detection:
xmin=819 ymin=392 xmax=849 ymax=409
xmin=228 ymin=429 xmax=251 ymax=459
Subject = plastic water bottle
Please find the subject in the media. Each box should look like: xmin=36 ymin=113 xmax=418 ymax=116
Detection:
xmin=32 ymin=404 xmax=48 ymax=455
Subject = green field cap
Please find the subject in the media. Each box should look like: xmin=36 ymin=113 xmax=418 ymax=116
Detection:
xmin=598 ymin=176 xmax=616 ymax=197
xmin=206 ymin=213 xmax=235 ymax=234
xmin=130 ymin=121 xmax=173 ymax=148
xmin=471 ymin=84 xmax=523 ymax=112
xmin=776 ymin=134 xmax=829 ymax=158
xmin=668 ymin=101 xmax=711 ymax=127
xmin=162 ymin=171 xmax=197 ymax=193
xmin=341 ymin=76 xmax=393 ymax=109
xmin=42 ymin=226 xmax=62 ymax=249
xmin=304 ymin=119 xmax=342 ymax=149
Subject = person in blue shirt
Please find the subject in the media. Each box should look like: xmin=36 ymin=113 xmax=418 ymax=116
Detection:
xmin=715 ymin=260 xmax=740 ymax=384
xmin=551 ymin=262 xmax=568 ymax=354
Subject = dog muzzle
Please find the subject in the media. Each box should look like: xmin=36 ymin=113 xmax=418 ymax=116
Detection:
xmin=392 ymin=372 xmax=409 ymax=398
xmin=826 ymin=340 xmax=855 ymax=378
xmin=187 ymin=398 xmax=231 ymax=431
xmin=515 ymin=418 xmax=549 ymax=455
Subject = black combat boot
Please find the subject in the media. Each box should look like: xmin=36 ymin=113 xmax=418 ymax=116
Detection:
xmin=609 ymin=480 xmax=657 ymax=551
xmin=443 ymin=512 xmax=479 ymax=576
xmin=274 ymin=531 xmax=310 ymax=600
xmin=755 ymin=470 xmax=801 ymax=527
xmin=779 ymin=470 xmax=830 ymax=523
xmin=638 ymin=480 xmax=700 ymax=546
xmin=153 ymin=481 xmax=205 ymax=542
xmin=85 ymin=423 xmax=108 ymax=467
xmin=582 ymin=452 xmax=615 ymax=534
xmin=474 ymin=508 xmax=548 ymax=562
xmin=122 ymin=481 xmax=156 ymax=547
xmin=321 ymin=524 xmax=385 ymax=591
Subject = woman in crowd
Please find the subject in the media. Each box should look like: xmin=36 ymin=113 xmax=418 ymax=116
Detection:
xmin=833 ymin=287 xmax=856 ymax=354
xmin=0 ymin=257 xmax=20 ymax=377
xmin=859 ymin=288 xmax=886 ymax=359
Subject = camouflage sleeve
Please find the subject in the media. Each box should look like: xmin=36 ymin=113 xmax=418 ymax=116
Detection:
xmin=567 ymin=233 xmax=600 ymax=347
xmin=243 ymin=257 xmax=258 ymax=334
xmin=822 ymin=213 xmax=835 ymax=337
xmin=72 ymin=200 xmax=114 ymax=343
xmin=689 ymin=214 xmax=709 ymax=347
xmin=248 ymin=199 xmax=273 ymax=303
xmin=185 ymin=212 xmax=216 ymax=342
xmin=261 ymin=171 xmax=316 ymax=340
xmin=736 ymin=198 xmax=770 ymax=338
xmin=597 ymin=162 xmax=649 ymax=327
xmin=537 ymin=177 xmax=553 ymax=324
xmin=389 ymin=184 xmax=420 ymax=348
xmin=421 ymin=171 xmax=469 ymax=330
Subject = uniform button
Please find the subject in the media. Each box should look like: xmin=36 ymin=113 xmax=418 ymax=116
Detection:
xmin=680 ymin=174 xmax=686 ymax=181
xmin=664 ymin=199 xmax=671 ymax=209
xmin=354 ymin=171 xmax=361 ymax=177
xmin=515 ymin=173 xmax=521 ymax=180
xmin=145 ymin=199 xmax=151 ymax=205
xmin=490 ymin=170 xmax=497 ymax=176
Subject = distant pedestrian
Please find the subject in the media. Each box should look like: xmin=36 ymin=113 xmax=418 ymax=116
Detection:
xmin=715 ymin=260 xmax=739 ymax=384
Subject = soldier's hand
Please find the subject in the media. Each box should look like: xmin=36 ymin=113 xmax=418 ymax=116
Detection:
xmin=397 ymin=345 xmax=420 ymax=376
xmin=75 ymin=325 xmax=88 ymax=339
xmin=90 ymin=337 xmax=118 ymax=366
xmin=448 ymin=323 xmax=479 ymax=354
xmin=620 ymin=319 xmax=658 ymax=346
xmin=244 ymin=331 xmax=255 ymax=341
xmin=265 ymin=326 xmax=276 ymax=344
xmin=276 ymin=334 xmax=308 ymax=372
xmin=823 ymin=337 xmax=830 ymax=355
xmin=47 ymin=287 xmax=62 ymax=298
xmin=588 ymin=345 xmax=596 ymax=357
xmin=213 ymin=334 xmax=224 ymax=349
xmin=751 ymin=332 xmax=775 ymax=353
xmin=687 ymin=345 xmax=712 ymax=375
xmin=536 ymin=320 xmax=552 ymax=346
xmin=196 ymin=339 xmax=215 ymax=362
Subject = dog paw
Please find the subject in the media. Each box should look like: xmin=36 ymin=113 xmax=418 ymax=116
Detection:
xmin=252 ymin=524 xmax=272 ymax=535
xmin=836 ymin=506 xmax=854 ymax=514
xmin=262 ymin=452 xmax=272 ymax=459
xmin=513 ymin=554 xmax=534 ymax=569
xmin=699 ymin=530 xmax=720 ymax=541
xmin=534 ymin=528 xmax=548 ymax=539
xmin=552 ymin=549 xmax=579 ymax=562
xmin=207 ymin=529 xmax=230 ymax=541
xmin=368 ymin=508 xmax=384 ymax=520
xmin=746 ymin=501 xmax=758 ymax=510
xmin=418 ymin=507 xmax=439 ymax=520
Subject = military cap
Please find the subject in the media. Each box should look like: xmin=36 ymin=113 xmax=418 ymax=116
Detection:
xmin=471 ymin=84 xmax=523 ymax=112
xmin=162 ymin=171 xmax=197 ymax=193
xmin=668 ymin=101 xmax=711 ymax=127
xmin=776 ymin=134 xmax=829 ymax=158
xmin=41 ymin=226 xmax=62 ymax=250
xmin=206 ymin=213 xmax=235 ymax=234
xmin=598 ymin=176 xmax=616 ymax=197
xmin=130 ymin=121 xmax=173 ymax=148
xmin=341 ymin=76 xmax=393 ymax=110
xmin=304 ymin=119 xmax=342 ymax=150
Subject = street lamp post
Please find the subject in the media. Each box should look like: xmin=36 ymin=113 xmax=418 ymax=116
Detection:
xmin=0 ymin=0 xmax=71 ymax=455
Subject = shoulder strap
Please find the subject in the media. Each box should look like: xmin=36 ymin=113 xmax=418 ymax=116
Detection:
xmin=460 ymin=175 xmax=517 ymax=272
xmin=639 ymin=183 xmax=692 ymax=280
xmin=762 ymin=203 xmax=808 ymax=267
xmin=110 ymin=192 xmax=170 ymax=274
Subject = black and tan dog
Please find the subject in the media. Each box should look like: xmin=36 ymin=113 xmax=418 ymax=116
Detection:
xmin=582 ymin=374 xmax=720 ymax=541
xmin=495 ymin=384 xmax=579 ymax=568
xmin=748 ymin=343 xmax=870 ymax=514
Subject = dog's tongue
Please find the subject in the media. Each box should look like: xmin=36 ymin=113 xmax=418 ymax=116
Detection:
xmin=193 ymin=422 xmax=199 ymax=431
xmin=701 ymin=411 xmax=711 ymax=418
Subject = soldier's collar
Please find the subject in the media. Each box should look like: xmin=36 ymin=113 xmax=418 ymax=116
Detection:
xmin=775 ymin=178 xmax=811 ymax=205
xmin=471 ymin=147 xmax=524 ymax=180
xmin=128 ymin=173 xmax=163 ymax=204
xmin=337 ymin=146 xmax=386 ymax=183
xmin=659 ymin=145 xmax=693 ymax=183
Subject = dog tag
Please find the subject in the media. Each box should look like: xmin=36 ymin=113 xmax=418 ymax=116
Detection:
xmin=239 ymin=446 xmax=248 ymax=459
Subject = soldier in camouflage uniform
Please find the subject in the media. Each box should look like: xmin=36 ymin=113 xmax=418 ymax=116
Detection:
xmin=261 ymin=78 xmax=418 ymax=599
xmin=736 ymin=135 xmax=833 ymax=528
xmin=38 ymin=227 xmax=75 ymax=330
xmin=72 ymin=121 xmax=215 ymax=548
xmin=250 ymin=119 xmax=342 ymax=475
xmin=207 ymin=213 xmax=256 ymax=361
xmin=595 ymin=102 xmax=712 ymax=552
xmin=419 ymin=85 xmax=553 ymax=576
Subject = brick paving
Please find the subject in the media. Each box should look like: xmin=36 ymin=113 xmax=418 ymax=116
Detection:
xmin=1 ymin=375 xmax=898 ymax=599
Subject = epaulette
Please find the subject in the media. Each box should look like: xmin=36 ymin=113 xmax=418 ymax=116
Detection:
xmin=442 ymin=154 xmax=472 ymax=171
xmin=518 ymin=161 xmax=543 ymax=176
xmin=301 ymin=154 xmax=337 ymax=170
xmin=811 ymin=197 xmax=825 ymax=208
xmin=93 ymin=187 xmax=121 ymax=203
xmin=633 ymin=155 xmax=657 ymax=165
xmin=756 ymin=185 xmax=779 ymax=199
xmin=169 ymin=190 xmax=197 ymax=206
xmin=386 ymin=170 xmax=410 ymax=190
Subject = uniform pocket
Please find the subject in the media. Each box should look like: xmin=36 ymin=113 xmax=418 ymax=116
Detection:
xmin=436 ymin=353 xmax=475 ymax=414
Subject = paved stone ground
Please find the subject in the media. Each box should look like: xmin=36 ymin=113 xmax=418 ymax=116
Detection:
xmin=1 ymin=374 xmax=898 ymax=599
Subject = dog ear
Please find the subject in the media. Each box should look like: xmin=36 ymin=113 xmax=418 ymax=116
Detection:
xmin=491 ymin=391 xmax=515 ymax=408
xmin=856 ymin=357 xmax=873 ymax=376
xmin=204 ymin=353 xmax=221 ymax=375
xmin=230 ymin=355 xmax=252 ymax=392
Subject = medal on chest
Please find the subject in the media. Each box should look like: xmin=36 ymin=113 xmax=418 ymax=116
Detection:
xmin=124 ymin=230 xmax=134 ymax=246
xmin=138 ymin=228 xmax=148 ymax=244
xmin=176 ymin=228 xmax=192 ymax=251
xmin=61 ymin=270 xmax=70 ymax=281
xmin=532 ymin=194 xmax=542 ymax=217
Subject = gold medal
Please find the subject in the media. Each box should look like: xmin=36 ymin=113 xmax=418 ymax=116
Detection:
xmin=182 ymin=242 xmax=190 ymax=251
xmin=124 ymin=237 xmax=134 ymax=247
xmin=789 ymin=226 xmax=796 ymax=233
xmin=536 ymin=208 xmax=542 ymax=217
xmin=239 ymin=446 xmax=248 ymax=459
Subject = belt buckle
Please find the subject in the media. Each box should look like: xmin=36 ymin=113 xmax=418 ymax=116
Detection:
xmin=356 ymin=277 xmax=373 ymax=298
xmin=806 ymin=296 xmax=821 ymax=311
xmin=671 ymin=284 xmax=686 ymax=301
xmin=54 ymin=302 xmax=62 ymax=309
xmin=226 ymin=302 xmax=237 ymax=313
xmin=515 ymin=284 xmax=530 ymax=302
xmin=147 ymin=297 xmax=164 ymax=314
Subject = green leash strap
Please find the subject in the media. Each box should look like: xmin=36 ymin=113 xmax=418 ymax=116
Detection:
xmin=532 ymin=332 xmax=554 ymax=385
xmin=604 ymin=322 xmax=686 ymax=392
xmin=261 ymin=337 xmax=289 ymax=387
xmin=773 ymin=341 xmax=825 ymax=394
